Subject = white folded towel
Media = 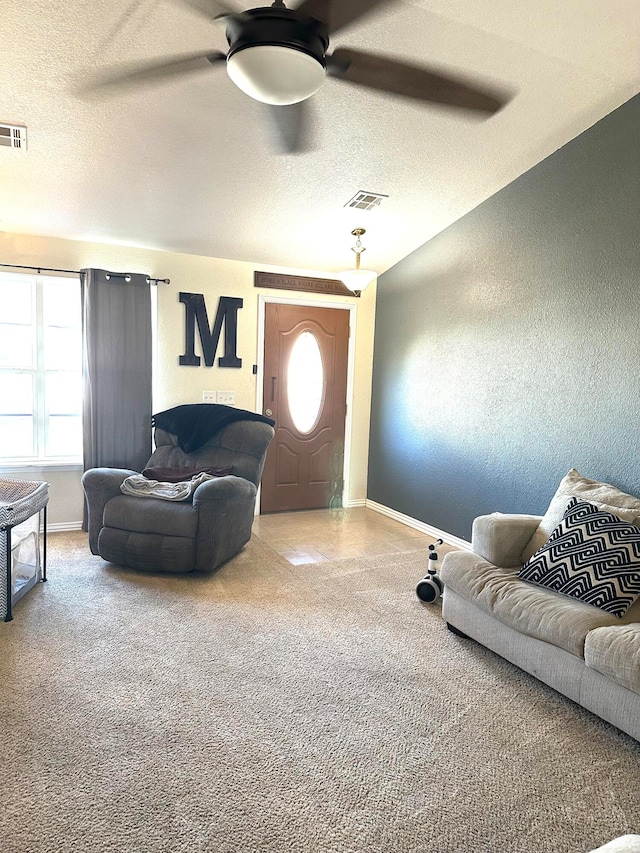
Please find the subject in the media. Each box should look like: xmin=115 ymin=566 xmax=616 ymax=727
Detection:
xmin=120 ymin=472 xmax=218 ymax=501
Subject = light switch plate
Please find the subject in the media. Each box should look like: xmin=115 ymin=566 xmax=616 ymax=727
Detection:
xmin=216 ymin=391 xmax=235 ymax=405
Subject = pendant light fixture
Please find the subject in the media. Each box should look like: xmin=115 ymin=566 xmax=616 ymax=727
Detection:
xmin=338 ymin=228 xmax=377 ymax=294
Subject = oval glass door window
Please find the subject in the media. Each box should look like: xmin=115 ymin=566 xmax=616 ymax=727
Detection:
xmin=287 ymin=330 xmax=324 ymax=434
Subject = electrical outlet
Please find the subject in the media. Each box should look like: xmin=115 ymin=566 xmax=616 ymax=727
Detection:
xmin=216 ymin=391 xmax=235 ymax=405
xmin=202 ymin=391 xmax=216 ymax=403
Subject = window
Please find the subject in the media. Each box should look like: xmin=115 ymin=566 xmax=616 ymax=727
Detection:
xmin=287 ymin=330 xmax=324 ymax=434
xmin=0 ymin=272 xmax=82 ymax=463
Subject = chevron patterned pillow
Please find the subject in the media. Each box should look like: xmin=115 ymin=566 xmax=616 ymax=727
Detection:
xmin=518 ymin=497 xmax=640 ymax=617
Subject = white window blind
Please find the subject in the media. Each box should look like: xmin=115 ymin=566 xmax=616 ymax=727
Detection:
xmin=0 ymin=271 xmax=82 ymax=463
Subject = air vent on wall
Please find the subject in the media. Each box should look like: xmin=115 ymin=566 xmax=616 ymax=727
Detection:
xmin=344 ymin=190 xmax=388 ymax=211
xmin=0 ymin=123 xmax=27 ymax=149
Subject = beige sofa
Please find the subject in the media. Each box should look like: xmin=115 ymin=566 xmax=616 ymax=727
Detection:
xmin=589 ymin=838 xmax=640 ymax=853
xmin=440 ymin=470 xmax=640 ymax=742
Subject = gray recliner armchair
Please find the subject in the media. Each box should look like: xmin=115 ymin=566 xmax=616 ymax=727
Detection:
xmin=82 ymin=419 xmax=274 ymax=573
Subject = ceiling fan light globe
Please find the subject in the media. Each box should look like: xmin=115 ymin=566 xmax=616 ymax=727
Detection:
xmin=227 ymin=45 xmax=325 ymax=106
xmin=339 ymin=269 xmax=377 ymax=293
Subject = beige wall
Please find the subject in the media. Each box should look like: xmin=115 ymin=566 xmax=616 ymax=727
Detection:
xmin=0 ymin=231 xmax=376 ymax=527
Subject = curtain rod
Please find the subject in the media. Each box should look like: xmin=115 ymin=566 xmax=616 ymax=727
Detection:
xmin=0 ymin=262 xmax=170 ymax=285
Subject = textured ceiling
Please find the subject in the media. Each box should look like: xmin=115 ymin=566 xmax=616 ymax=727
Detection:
xmin=1 ymin=0 xmax=638 ymax=276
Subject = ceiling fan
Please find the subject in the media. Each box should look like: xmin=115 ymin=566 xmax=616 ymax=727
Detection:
xmin=82 ymin=0 xmax=510 ymax=153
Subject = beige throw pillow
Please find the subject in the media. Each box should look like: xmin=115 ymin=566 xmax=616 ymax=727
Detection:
xmin=520 ymin=468 xmax=640 ymax=562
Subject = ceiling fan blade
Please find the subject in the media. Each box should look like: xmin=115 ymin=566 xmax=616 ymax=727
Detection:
xmin=294 ymin=0 xmax=397 ymax=35
xmin=173 ymin=0 xmax=244 ymax=22
xmin=78 ymin=51 xmax=226 ymax=95
xmin=265 ymin=101 xmax=314 ymax=154
xmin=327 ymin=48 xmax=509 ymax=114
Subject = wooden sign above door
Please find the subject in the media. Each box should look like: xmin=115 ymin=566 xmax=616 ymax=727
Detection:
xmin=254 ymin=271 xmax=359 ymax=298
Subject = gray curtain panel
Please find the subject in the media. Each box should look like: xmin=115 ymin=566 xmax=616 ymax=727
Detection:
xmin=81 ymin=268 xmax=152 ymax=475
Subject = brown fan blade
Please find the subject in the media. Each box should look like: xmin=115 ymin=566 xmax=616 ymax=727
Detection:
xmin=265 ymin=101 xmax=314 ymax=154
xmin=295 ymin=0 xmax=397 ymax=35
xmin=327 ymin=48 xmax=509 ymax=114
xmin=78 ymin=51 xmax=226 ymax=95
xmin=173 ymin=0 xmax=244 ymax=21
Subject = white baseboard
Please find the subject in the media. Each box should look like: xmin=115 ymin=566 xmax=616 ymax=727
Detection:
xmin=46 ymin=521 xmax=84 ymax=533
xmin=365 ymin=499 xmax=472 ymax=551
xmin=45 ymin=503 xmax=469 ymax=547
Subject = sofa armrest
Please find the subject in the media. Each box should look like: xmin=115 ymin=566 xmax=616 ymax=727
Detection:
xmin=82 ymin=467 xmax=138 ymax=554
xmin=193 ymin=475 xmax=258 ymax=570
xmin=192 ymin=474 xmax=257 ymax=506
xmin=471 ymin=513 xmax=542 ymax=568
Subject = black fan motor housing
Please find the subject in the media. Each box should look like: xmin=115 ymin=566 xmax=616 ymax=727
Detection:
xmin=226 ymin=7 xmax=329 ymax=65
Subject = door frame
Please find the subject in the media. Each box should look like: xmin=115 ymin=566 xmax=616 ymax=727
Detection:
xmin=256 ymin=294 xmax=357 ymax=513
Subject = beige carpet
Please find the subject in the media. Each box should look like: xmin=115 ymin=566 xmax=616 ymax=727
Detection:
xmin=1 ymin=532 xmax=638 ymax=853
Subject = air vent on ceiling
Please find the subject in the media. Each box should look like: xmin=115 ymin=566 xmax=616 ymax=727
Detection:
xmin=344 ymin=190 xmax=388 ymax=211
xmin=0 ymin=123 xmax=27 ymax=149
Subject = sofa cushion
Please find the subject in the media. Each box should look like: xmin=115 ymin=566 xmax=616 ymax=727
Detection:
xmin=519 ymin=498 xmax=640 ymax=618
xmin=521 ymin=469 xmax=640 ymax=562
xmin=103 ymin=494 xmax=198 ymax=539
xmin=584 ymin=624 xmax=640 ymax=695
xmin=440 ymin=550 xmax=640 ymax=658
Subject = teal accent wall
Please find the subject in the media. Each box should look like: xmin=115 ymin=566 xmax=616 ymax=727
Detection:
xmin=367 ymin=95 xmax=640 ymax=541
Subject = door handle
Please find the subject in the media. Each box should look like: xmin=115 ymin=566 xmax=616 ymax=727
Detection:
xmin=265 ymin=408 xmax=273 ymax=417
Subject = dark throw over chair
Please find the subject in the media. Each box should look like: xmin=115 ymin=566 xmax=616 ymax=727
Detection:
xmin=82 ymin=420 xmax=274 ymax=573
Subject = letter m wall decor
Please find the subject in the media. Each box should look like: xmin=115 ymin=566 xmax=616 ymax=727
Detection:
xmin=179 ymin=292 xmax=243 ymax=368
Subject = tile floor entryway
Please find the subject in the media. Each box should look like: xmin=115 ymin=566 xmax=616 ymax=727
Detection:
xmin=253 ymin=506 xmax=455 ymax=565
